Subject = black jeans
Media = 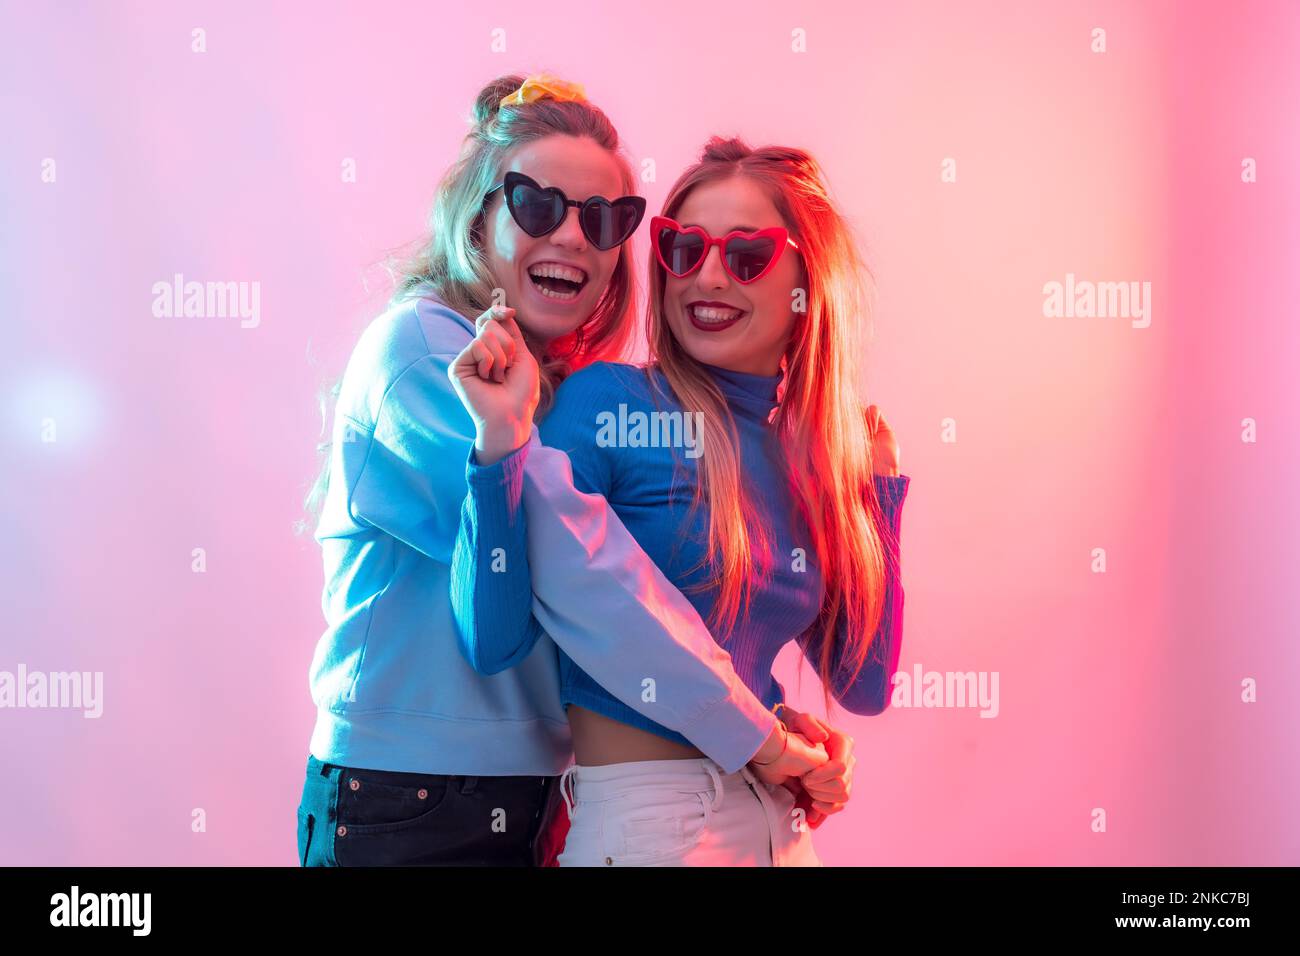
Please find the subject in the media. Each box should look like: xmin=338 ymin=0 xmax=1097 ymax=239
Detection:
xmin=296 ymin=755 xmax=558 ymax=866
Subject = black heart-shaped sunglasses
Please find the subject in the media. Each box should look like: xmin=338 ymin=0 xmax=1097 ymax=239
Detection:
xmin=484 ymin=171 xmax=647 ymax=251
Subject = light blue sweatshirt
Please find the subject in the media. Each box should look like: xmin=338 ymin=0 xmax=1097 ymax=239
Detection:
xmin=307 ymin=287 xmax=777 ymax=776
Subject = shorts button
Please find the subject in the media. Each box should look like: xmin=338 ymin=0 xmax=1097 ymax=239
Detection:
xmin=417 ymin=788 xmax=428 ymax=800
xmin=605 ymin=857 xmax=613 ymax=865
xmin=337 ymin=825 xmax=348 ymax=837
xmin=349 ymin=778 xmax=360 ymax=791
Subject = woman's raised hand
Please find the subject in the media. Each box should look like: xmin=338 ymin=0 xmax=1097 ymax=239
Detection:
xmin=448 ymin=305 xmax=541 ymax=465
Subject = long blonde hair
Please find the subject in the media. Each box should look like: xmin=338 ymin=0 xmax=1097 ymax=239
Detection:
xmin=647 ymin=137 xmax=895 ymax=712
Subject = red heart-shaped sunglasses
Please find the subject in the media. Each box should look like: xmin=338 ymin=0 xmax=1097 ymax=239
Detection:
xmin=650 ymin=216 xmax=800 ymax=285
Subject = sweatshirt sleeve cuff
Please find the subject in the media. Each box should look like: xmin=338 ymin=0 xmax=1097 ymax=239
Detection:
xmin=677 ymin=688 xmax=780 ymax=775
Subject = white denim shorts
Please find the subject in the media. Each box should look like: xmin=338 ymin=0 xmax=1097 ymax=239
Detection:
xmin=556 ymin=757 xmax=822 ymax=867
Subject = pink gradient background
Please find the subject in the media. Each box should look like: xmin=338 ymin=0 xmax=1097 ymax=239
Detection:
xmin=1 ymin=0 xmax=1297 ymax=866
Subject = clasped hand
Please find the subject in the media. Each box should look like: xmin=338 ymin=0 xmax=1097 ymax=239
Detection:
xmin=748 ymin=707 xmax=855 ymax=829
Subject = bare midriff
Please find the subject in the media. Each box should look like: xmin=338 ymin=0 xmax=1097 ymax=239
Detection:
xmin=567 ymin=704 xmax=706 ymax=766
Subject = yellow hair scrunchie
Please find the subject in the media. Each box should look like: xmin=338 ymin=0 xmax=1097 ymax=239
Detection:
xmin=499 ymin=74 xmax=587 ymax=108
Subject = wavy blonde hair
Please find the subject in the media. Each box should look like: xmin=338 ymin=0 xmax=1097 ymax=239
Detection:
xmin=305 ymin=74 xmax=638 ymax=519
xmin=393 ymin=73 xmax=638 ymax=411
xmin=647 ymin=137 xmax=894 ymax=712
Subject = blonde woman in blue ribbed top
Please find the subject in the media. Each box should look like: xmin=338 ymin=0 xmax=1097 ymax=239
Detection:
xmin=451 ymin=137 xmax=909 ymax=866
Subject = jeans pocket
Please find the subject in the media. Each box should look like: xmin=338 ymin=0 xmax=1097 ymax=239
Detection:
xmin=611 ymin=790 xmax=709 ymax=866
xmin=335 ymin=772 xmax=453 ymax=835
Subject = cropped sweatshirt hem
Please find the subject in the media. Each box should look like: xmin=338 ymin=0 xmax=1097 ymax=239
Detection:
xmin=309 ymin=704 xmax=571 ymax=777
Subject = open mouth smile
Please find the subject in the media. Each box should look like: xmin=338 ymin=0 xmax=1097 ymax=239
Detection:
xmin=527 ymin=261 xmax=589 ymax=301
